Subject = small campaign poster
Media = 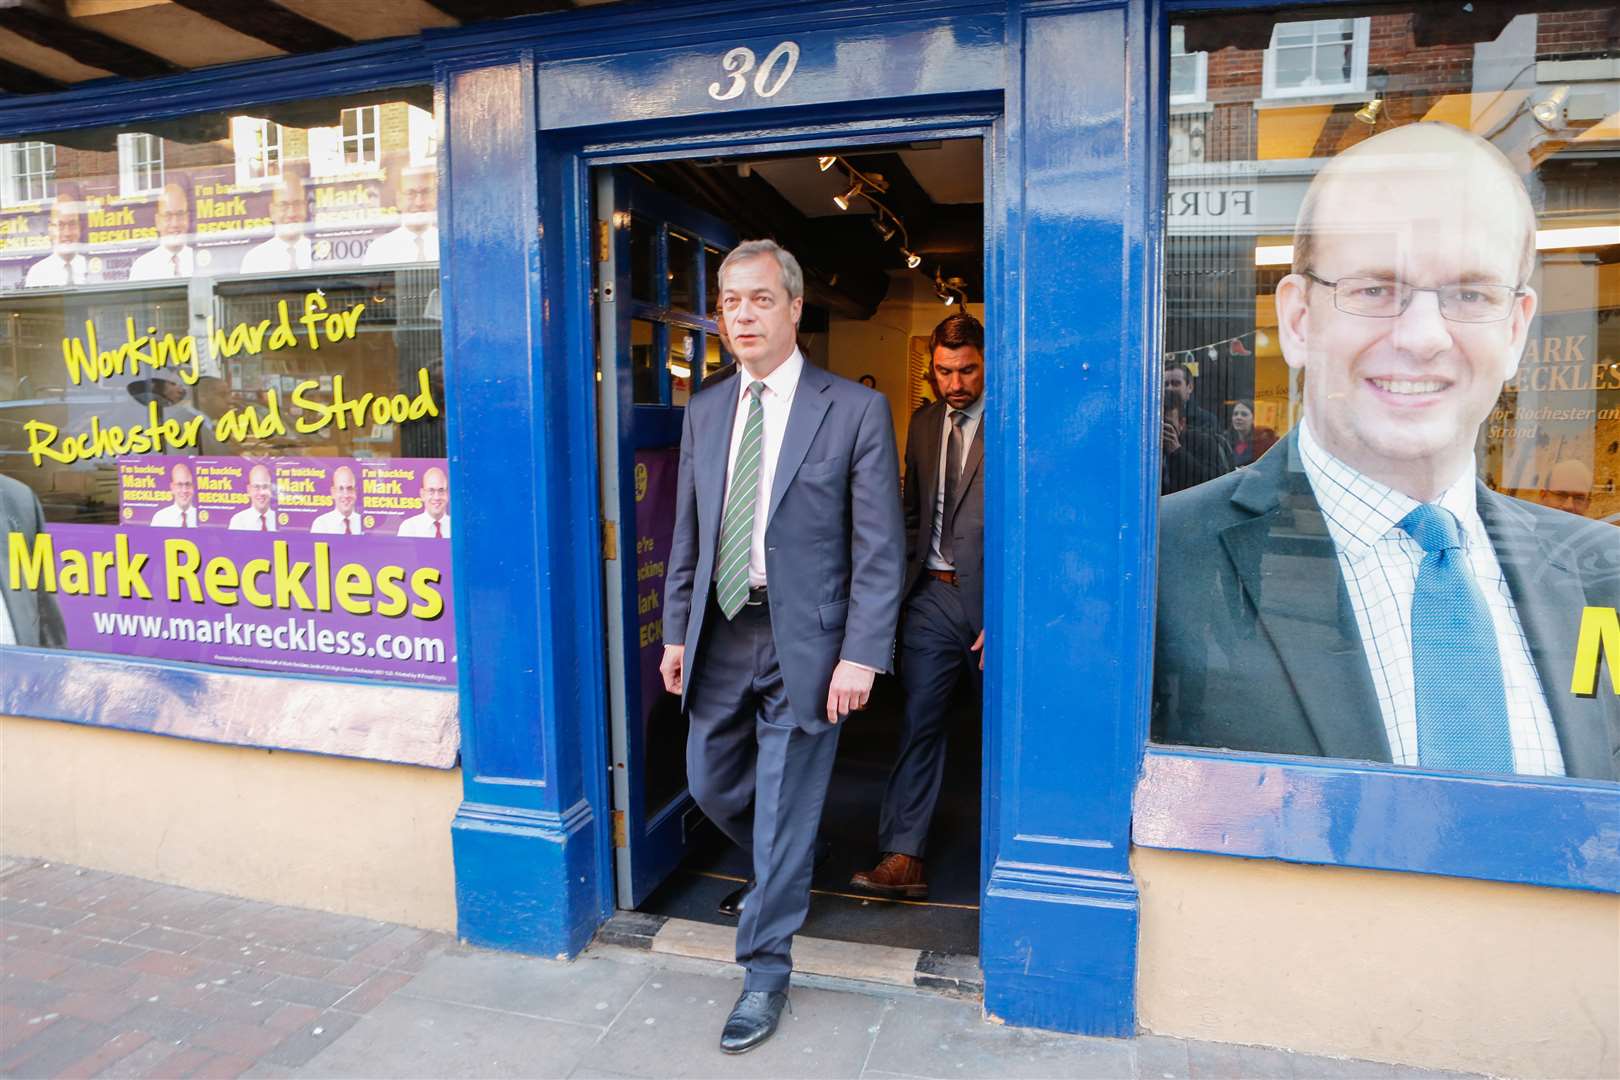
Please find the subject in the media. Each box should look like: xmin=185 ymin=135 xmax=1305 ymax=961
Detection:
xmin=361 ymin=459 xmax=451 ymax=539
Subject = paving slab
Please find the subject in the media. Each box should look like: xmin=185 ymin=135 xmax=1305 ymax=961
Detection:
xmin=577 ymin=968 xmax=886 ymax=1079
xmin=866 ymin=993 xmax=1136 ymax=1080
xmin=399 ymin=948 xmax=651 ymax=1028
xmin=299 ymin=993 xmax=603 ymax=1079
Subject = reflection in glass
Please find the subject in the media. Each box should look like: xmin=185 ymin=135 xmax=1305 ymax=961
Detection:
xmin=630 ymin=217 xmax=656 ymax=303
xmin=670 ymin=328 xmax=696 ymax=406
xmin=631 ymin=318 xmax=659 ymax=403
xmin=668 ymin=231 xmax=697 ymax=314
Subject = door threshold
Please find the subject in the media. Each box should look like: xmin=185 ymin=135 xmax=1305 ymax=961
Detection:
xmin=594 ymin=911 xmax=982 ymax=999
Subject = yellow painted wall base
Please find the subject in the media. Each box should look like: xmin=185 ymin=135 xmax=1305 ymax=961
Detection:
xmin=0 ymin=714 xmax=461 ymax=932
xmin=1135 ymin=848 xmax=1620 ymax=1078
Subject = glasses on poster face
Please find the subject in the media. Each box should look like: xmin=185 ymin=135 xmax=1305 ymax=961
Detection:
xmin=1302 ymin=270 xmax=1525 ymax=323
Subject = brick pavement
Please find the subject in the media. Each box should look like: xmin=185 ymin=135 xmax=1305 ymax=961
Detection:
xmin=0 ymin=857 xmax=1479 ymax=1079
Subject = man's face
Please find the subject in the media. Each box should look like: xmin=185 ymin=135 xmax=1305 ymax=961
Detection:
xmin=421 ymin=468 xmax=448 ymax=519
xmin=249 ymin=467 xmax=273 ymax=512
xmin=720 ymin=254 xmax=802 ymax=374
xmin=269 ymin=179 xmax=307 ymax=240
xmin=932 ymin=345 xmax=984 ymax=410
xmin=332 ymin=468 xmax=357 ymax=516
xmin=157 ymin=379 xmax=186 ymax=405
xmin=170 ymin=465 xmax=195 ymax=510
xmin=48 ymin=197 xmax=81 ymax=253
xmin=156 ymin=184 xmax=190 ymax=249
xmin=1275 ymin=157 xmax=1535 ymax=494
xmin=1164 ymin=368 xmax=1192 ymax=405
xmin=401 ymin=170 xmax=436 ymax=231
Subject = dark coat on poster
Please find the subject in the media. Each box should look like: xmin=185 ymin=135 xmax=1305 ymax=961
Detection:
xmin=902 ymin=398 xmax=985 ymax=631
xmin=663 ymin=361 xmax=905 ymax=731
xmin=1152 ymin=431 xmax=1620 ymax=780
xmin=0 ymin=475 xmax=67 ymax=649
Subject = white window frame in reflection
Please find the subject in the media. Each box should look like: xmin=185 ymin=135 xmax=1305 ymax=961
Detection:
xmin=1261 ymin=17 xmax=1369 ymax=99
xmin=231 ymin=117 xmax=284 ymax=187
xmin=117 ymin=132 xmax=165 ymax=197
xmin=1170 ymin=24 xmax=1208 ymax=105
xmin=0 ymin=140 xmax=56 ymax=208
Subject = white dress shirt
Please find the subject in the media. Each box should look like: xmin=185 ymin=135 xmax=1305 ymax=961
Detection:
xmin=1297 ymin=418 xmax=1563 ymax=775
xmin=310 ymin=509 xmax=364 ymax=535
xmin=25 ymin=253 xmax=89 ymax=288
xmin=239 ymin=235 xmax=313 ymax=274
xmin=926 ymin=396 xmax=985 ymax=572
xmin=150 ymin=504 xmax=198 ymax=528
xmin=228 ymin=506 xmax=277 ymax=532
xmin=397 ymin=511 xmax=450 ymax=538
xmin=362 ymin=225 xmax=438 ymax=266
xmin=128 ymin=244 xmax=195 ymax=281
xmin=720 ymin=348 xmax=803 ymax=589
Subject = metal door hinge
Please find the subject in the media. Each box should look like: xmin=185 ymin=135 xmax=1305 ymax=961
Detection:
xmin=612 ymin=810 xmax=627 ymax=848
xmin=602 ymin=519 xmax=618 ymax=560
xmin=597 ymin=220 xmax=611 ymax=262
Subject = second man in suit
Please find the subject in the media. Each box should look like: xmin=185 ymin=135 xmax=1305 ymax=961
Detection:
xmin=661 ymin=239 xmax=904 ymax=1054
xmin=852 ymin=313 xmax=986 ymax=900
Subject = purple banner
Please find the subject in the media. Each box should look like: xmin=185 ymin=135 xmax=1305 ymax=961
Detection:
xmin=634 ymin=449 xmax=679 ymax=718
xmin=23 ymin=523 xmax=455 ymax=686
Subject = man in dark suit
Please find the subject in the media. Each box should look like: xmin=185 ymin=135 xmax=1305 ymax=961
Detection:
xmin=1 ymin=475 xmax=67 ymax=649
xmin=1154 ymin=122 xmax=1618 ymax=780
xmin=851 ymin=313 xmax=985 ymax=899
xmin=661 ymin=239 xmax=903 ymax=1053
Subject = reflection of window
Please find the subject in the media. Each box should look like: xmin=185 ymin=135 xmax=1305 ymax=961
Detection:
xmin=1 ymin=140 xmax=56 ymax=206
xmin=231 ymin=117 xmax=282 ymax=185
xmin=341 ymin=106 xmax=380 ymax=169
xmin=117 ymin=133 xmax=164 ymax=196
xmin=407 ymin=105 xmax=436 ymax=167
xmin=1170 ymin=25 xmax=1207 ymax=105
xmin=1262 ymin=18 xmax=1369 ymax=98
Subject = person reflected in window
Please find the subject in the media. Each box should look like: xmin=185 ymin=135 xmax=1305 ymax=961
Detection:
xmin=1154 ymin=122 xmax=1618 ymax=780
xmin=150 ymin=462 xmax=198 ymax=528
xmin=851 ymin=313 xmax=985 ymax=903
xmin=310 ymin=466 xmax=363 ymax=535
xmin=363 ymin=163 xmax=438 ymax=265
xmin=128 ymin=178 xmax=195 ymax=281
xmin=0 ymin=475 xmax=67 ymax=648
xmin=1164 ymin=359 xmax=1220 ymax=436
xmin=1539 ymin=459 xmax=1593 ymax=519
xmin=1161 ymin=392 xmax=1233 ymax=495
xmin=24 ymin=184 xmax=90 ymax=288
xmin=1226 ymin=401 xmax=1277 ymax=466
xmin=239 ymin=171 xmax=312 ymax=274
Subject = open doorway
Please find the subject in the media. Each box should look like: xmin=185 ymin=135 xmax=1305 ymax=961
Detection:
xmin=595 ymin=138 xmax=986 ymax=961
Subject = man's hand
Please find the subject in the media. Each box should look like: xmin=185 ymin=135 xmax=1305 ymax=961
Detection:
xmin=660 ymin=644 xmax=685 ymax=695
xmin=825 ymin=660 xmax=875 ymax=724
xmin=1160 ymin=418 xmax=1181 ymax=457
xmin=971 ymin=629 xmax=985 ymax=671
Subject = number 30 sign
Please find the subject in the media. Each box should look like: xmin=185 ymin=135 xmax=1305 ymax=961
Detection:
xmin=707 ymin=41 xmax=801 ymax=102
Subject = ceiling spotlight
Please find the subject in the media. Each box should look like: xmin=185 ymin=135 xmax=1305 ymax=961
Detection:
xmin=817 ymin=155 xmax=838 ymax=172
xmin=834 ymin=183 xmax=863 ymax=211
xmin=903 ymin=249 xmax=922 ymax=269
xmin=1354 ymin=98 xmax=1382 ymax=126
xmin=871 ymin=217 xmax=896 ymax=242
xmin=1532 ymin=85 xmax=1570 ymax=130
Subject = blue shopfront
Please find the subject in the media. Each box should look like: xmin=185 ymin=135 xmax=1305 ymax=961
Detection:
xmin=1 ymin=2 xmax=1614 ymax=1074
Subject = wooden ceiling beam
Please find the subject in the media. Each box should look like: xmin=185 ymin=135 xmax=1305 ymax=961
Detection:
xmin=422 ymin=0 xmax=574 ymax=22
xmin=0 ymin=0 xmax=178 ymax=77
xmin=165 ymin=0 xmax=353 ymax=54
xmin=0 ymin=53 xmax=66 ymax=93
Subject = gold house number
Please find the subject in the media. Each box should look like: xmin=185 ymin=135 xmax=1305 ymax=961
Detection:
xmin=707 ymin=42 xmax=801 ymax=102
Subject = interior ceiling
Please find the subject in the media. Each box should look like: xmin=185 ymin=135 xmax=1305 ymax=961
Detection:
xmin=0 ymin=0 xmax=620 ymax=95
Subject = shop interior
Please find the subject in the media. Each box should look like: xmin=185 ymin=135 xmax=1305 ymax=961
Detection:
xmin=593 ymin=138 xmax=987 ymax=959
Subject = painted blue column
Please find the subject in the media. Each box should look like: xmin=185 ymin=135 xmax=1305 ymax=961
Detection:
xmin=441 ymin=55 xmax=612 ymax=956
xmin=980 ymin=0 xmax=1154 ymax=1037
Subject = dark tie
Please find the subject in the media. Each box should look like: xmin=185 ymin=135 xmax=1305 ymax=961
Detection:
xmin=344 ymin=517 xmax=352 ymax=535
xmin=259 ymin=512 xmax=267 ymax=531
xmin=171 ymin=252 xmax=181 ymax=277
xmin=1398 ymin=504 xmax=1513 ymax=773
xmin=434 ymin=520 xmax=442 ymax=538
xmin=939 ymin=410 xmax=968 ymax=566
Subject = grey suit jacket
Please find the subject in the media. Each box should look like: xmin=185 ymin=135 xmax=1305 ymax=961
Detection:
xmin=0 ymin=474 xmax=67 ymax=649
xmin=1152 ymin=431 xmax=1619 ymax=780
xmin=664 ymin=361 xmax=905 ymax=732
xmin=902 ymin=399 xmax=985 ymax=632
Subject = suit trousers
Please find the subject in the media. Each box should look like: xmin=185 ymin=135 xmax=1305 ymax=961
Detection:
xmin=685 ymin=592 xmax=842 ymax=993
xmin=879 ymin=576 xmax=981 ymax=857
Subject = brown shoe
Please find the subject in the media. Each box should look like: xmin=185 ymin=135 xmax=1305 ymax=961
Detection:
xmin=850 ymin=853 xmax=928 ymax=899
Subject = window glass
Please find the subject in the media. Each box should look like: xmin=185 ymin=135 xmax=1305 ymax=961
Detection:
xmin=0 ymin=89 xmax=454 ymax=690
xmin=629 ymin=216 xmax=655 ymax=303
xmin=667 ymin=230 xmax=698 ymax=314
xmin=631 ymin=318 xmax=659 ymax=403
xmin=670 ymin=327 xmax=697 ymax=406
xmin=1153 ymin=7 xmax=1620 ymax=783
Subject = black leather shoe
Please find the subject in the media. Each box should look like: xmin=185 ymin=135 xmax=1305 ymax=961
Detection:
xmin=717 ymin=879 xmax=754 ymax=917
xmin=719 ymin=989 xmax=788 ymax=1054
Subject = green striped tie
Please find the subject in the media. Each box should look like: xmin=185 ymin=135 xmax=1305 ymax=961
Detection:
xmin=716 ymin=381 xmax=766 ymax=619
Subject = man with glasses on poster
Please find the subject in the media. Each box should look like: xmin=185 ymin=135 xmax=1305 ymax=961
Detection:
xmin=1153 ymin=123 xmax=1618 ymax=781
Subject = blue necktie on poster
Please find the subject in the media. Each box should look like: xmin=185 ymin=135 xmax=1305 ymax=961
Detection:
xmin=1399 ymin=504 xmax=1513 ymax=773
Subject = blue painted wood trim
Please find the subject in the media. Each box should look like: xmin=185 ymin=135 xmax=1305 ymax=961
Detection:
xmin=1134 ymin=747 xmax=1620 ymax=893
xmin=0 ymin=646 xmax=458 ymax=768
xmin=980 ymin=0 xmax=1142 ymax=1039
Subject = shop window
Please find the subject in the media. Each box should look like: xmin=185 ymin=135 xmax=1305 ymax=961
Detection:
xmin=1153 ymin=6 xmax=1619 ymax=788
xmin=1170 ymin=25 xmax=1207 ymax=105
xmin=1261 ymin=18 xmax=1369 ymax=99
xmin=307 ymin=106 xmax=381 ymax=178
xmin=0 ymin=89 xmax=453 ymax=730
xmin=231 ymin=117 xmax=283 ymax=186
xmin=1 ymin=140 xmax=55 ymax=207
xmin=116 ymin=133 xmax=165 ymax=197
